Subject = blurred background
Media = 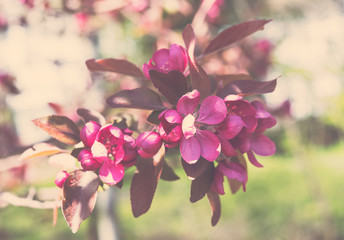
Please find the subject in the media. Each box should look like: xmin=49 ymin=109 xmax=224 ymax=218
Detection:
xmin=0 ymin=0 xmax=344 ymax=239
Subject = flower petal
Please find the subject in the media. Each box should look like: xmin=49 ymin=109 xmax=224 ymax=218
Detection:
xmin=247 ymin=150 xmax=264 ymax=168
xmin=217 ymin=115 xmax=244 ymax=140
xmin=169 ymin=44 xmax=188 ymax=72
xmin=177 ymin=90 xmax=200 ymax=115
xmin=218 ymin=161 xmax=247 ymax=191
xmin=180 ymin=136 xmax=201 ymax=164
xmin=182 ymin=114 xmax=196 ymax=139
xmin=197 ymin=130 xmax=221 ymax=162
xmin=251 ymin=100 xmax=271 ymax=118
xmin=197 ymin=96 xmax=227 ymax=125
xmin=99 ymin=159 xmax=125 ymax=185
xmin=152 ymin=48 xmax=170 ymax=71
xmin=250 ymin=134 xmax=276 ymax=156
xmin=80 ymin=121 xmax=101 ymax=148
xmin=218 ymin=135 xmax=237 ymax=156
xmin=91 ymin=141 xmax=108 ymax=161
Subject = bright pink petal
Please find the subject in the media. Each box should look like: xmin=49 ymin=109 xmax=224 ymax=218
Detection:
xmin=152 ymin=48 xmax=170 ymax=71
xmin=250 ymin=134 xmax=275 ymax=156
xmin=169 ymin=44 xmax=188 ymax=72
xmin=197 ymin=96 xmax=227 ymax=125
xmin=251 ymin=100 xmax=271 ymax=118
xmin=177 ymin=90 xmax=200 ymax=115
xmin=80 ymin=121 xmax=101 ymax=148
xmin=180 ymin=136 xmax=201 ymax=164
xmin=182 ymin=114 xmax=196 ymax=139
xmin=217 ymin=115 xmax=244 ymax=139
xmin=91 ymin=141 xmax=108 ymax=162
xmin=218 ymin=135 xmax=237 ymax=156
xmin=99 ymin=159 xmax=125 ymax=185
xmin=247 ymin=150 xmax=264 ymax=168
xmin=197 ymin=130 xmax=221 ymax=162
xmin=218 ymin=161 xmax=247 ymax=191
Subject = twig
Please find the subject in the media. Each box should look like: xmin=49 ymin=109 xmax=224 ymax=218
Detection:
xmin=0 ymin=191 xmax=59 ymax=209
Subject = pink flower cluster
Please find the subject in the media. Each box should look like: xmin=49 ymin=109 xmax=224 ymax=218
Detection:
xmin=55 ymin=43 xmax=276 ymax=197
xmin=77 ymin=121 xmax=137 ymax=185
xmin=142 ymin=44 xmax=276 ymax=195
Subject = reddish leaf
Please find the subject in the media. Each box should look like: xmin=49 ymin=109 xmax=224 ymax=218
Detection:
xmin=160 ymin=161 xmax=179 ymax=181
xmin=202 ymin=19 xmax=272 ymax=56
xmin=181 ymin=157 xmax=209 ymax=180
xmin=182 ymin=24 xmax=211 ymax=99
xmin=32 ymin=115 xmax=80 ymax=145
xmin=149 ymin=70 xmax=188 ymax=105
xmin=207 ymin=191 xmax=221 ymax=226
xmin=77 ymin=108 xmax=106 ymax=125
xmin=228 ymin=153 xmax=248 ymax=194
xmin=62 ymin=170 xmax=100 ymax=233
xmin=190 ymin=163 xmax=214 ymax=203
xmin=85 ymin=58 xmax=144 ymax=78
xmin=130 ymin=146 xmax=165 ymax=217
xmin=217 ymin=79 xmax=277 ymax=98
xmin=19 ymin=143 xmax=66 ymax=161
xmin=146 ymin=110 xmax=163 ymax=125
xmin=214 ymin=74 xmax=253 ymax=84
xmin=106 ymin=87 xmax=166 ymax=111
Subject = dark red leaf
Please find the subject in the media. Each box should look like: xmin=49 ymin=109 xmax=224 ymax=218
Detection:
xmin=62 ymin=170 xmax=100 ymax=233
xmin=160 ymin=161 xmax=179 ymax=181
xmin=217 ymin=79 xmax=277 ymax=98
xmin=207 ymin=191 xmax=221 ymax=226
xmin=214 ymin=74 xmax=253 ymax=84
xmin=130 ymin=146 xmax=165 ymax=217
xmin=190 ymin=163 xmax=214 ymax=203
xmin=85 ymin=58 xmax=144 ymax=78
xmin=202 ymin=19 xmax=272 ymax=56
xmin=32 ymin=115 xmax=80 ymax=145
xmin=181 ymin=157 xmax=209 ymax=180
xmin=146 ymin=110 xmax=163 ymax=125
xmin=228 ymin=153 xmax=248 ymax=194
xmin=106 ymin=87 xmax=166 ymax=111
xmin=182 ymin=24 xmax=211 ymax=99
xmin=77 ymin=108 xmax=106 ymax=125
xmin=149 ymin=70 xmax=188 ymax=105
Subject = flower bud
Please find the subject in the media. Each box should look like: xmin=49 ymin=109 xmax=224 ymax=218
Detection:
xmin=78 ymin=149 xmax=101 ymax=170
xmin=55 ymin=170 xmax=69 ymax=188
xmin=80 ymin=121 xmax=101 ymax=148
xmin=136 ymin=131 xmax=162 ymax=158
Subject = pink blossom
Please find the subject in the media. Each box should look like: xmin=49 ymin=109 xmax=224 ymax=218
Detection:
xmin=229 ymin=101 xmax=276 ymax=167
xmin=160 ymin=89 xmax=227 ymax=164
xmin=55 ymin=170 xmax=69 ymax=188
xmin=136 ymin=131 xmax=162 ymax=158
xmin=143 ymin=44 xmax=188 ymax=79
xmin=78 ymin=123 xmax=137 ymax=185
xmin=158 ymin=109 xmax=183 ymax=148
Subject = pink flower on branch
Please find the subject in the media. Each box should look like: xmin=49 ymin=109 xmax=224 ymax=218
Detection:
xmin=78 ymin=122 xmax=137 ymax=185
xmin=143 ymin=44 xmax=188 ymax=79
xmin=159 ymin=89 xmax=227 ymax=164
